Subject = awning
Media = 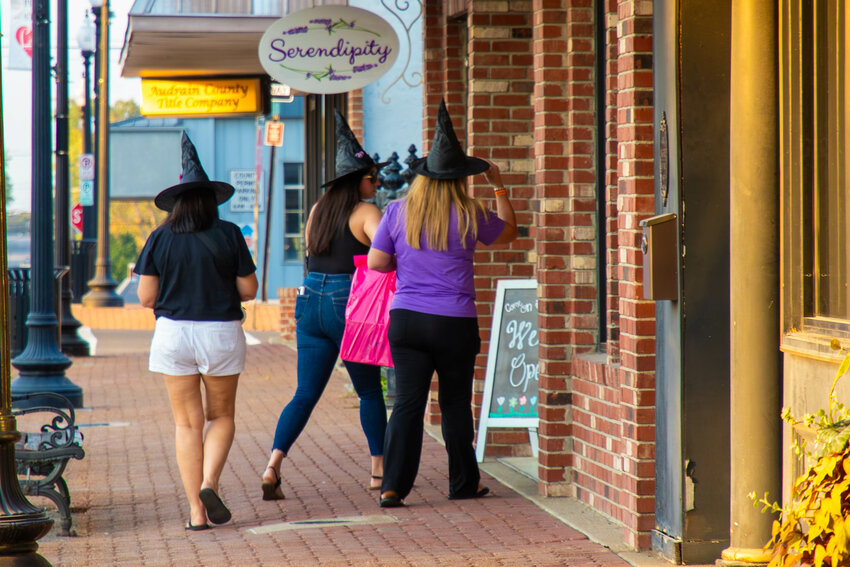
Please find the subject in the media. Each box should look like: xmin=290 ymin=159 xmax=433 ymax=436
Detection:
xmin=119 ymin=15 xmax=279 ymax=78
xmin=119 ymin=0 xmax=346 ymax=78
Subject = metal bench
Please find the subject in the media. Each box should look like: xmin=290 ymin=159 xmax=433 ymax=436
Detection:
xmin=13 ymin=392 xmax=85 ymax=536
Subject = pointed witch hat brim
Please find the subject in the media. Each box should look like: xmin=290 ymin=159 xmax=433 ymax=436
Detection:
xmin=322 ymin=109 xmax=389 ymax=187
xmin=409 ymin=99 xmax=489 ymax=179
xmin=154 ymin=132 xmax=235 ymax=212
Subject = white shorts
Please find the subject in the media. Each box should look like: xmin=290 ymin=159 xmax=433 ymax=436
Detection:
xmin=149 ymin=318 xmax=247 ymax=376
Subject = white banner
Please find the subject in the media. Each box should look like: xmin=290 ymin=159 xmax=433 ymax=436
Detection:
xmin=8 ymin=0 xmax=33 ymax=71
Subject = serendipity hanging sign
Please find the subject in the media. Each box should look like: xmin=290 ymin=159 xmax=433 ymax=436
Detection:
xmin=258 ymin=6 xmax=399 ymax=95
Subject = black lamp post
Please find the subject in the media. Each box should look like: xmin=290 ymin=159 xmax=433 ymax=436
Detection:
xmin=10 ymin=0 xmax=80 ymax=407
xmin=78 ymin=14 xmax=96 ymax=243
xmin=56 ymin=1 xmax=90 ymax=356
xmin=81 ymin=0 xmax=123 ymax=308
xmin=0 ymin=2 xmax=56 ymax=561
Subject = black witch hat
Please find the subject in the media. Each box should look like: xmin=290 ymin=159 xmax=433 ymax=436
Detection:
xmin=409 ymin=99 xmax=489 ymax=179
xmin=322 ymin=110 xmax=388 ymax=187
xmin=154 ymin=132 xmax=235 ymax=212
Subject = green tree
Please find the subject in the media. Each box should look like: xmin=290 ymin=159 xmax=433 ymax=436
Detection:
xmin=69 ymin=98 xmax=142 ymax=192
xmin=3 ymin=156 xmax=13 ymax=206
xmin=110 ymin=100 xmax=141 ymax=123
xmin=110 ymin=232 xmax=138 ymax=283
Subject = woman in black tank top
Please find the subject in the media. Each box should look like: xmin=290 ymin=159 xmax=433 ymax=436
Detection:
xmin=261 ymin=111 xmax=389 ymax=499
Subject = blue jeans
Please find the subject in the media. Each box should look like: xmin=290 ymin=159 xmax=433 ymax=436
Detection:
xmin=272 ymin=272 xmax=387 ymax=456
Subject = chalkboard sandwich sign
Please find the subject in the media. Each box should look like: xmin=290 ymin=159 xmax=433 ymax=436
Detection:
xmin=475 ymin=279 xmax=539 ymax=463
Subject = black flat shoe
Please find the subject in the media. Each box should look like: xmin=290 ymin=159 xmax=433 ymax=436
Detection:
xmin=379 ymin=492 xmax=404 ymax=508
xmin=448 ymin=486 xmax=490 ymax=500
xmin=185 ymin=521 xmax=211 ymax=531
xmin=199 ymin=488 xmax=232 ymax=524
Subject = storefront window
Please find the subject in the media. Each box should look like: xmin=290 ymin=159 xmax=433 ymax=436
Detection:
xmin=283 ymin=163 xmax=305 ymax=263
xmin=812 ymin=0 xmax=849 ymax=318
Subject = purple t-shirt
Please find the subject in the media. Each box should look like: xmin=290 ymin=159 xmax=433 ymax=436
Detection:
xmin=371 ymin=199 xmax=505 ymax=317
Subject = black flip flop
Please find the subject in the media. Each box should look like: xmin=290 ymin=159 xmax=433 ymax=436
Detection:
xmin=199 ymin=488 xmax=232 ymax=524
xmin=185 ymin=521 xmax=211 ymax=531
xmin=262 ymin=467 xmax=285 ymax=501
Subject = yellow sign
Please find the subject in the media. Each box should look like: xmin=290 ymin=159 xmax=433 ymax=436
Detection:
xmin=141 ymin=78 xmax=263 ymax=116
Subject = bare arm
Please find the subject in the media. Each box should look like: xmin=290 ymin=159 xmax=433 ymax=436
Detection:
xmin=137 ymin=275 xmax=159 ymax=308
xmin=368 ymin=247 xmax=396 ymax=272
xmin=237 ymin=273 xmax=259 ymax=301
xmin=361 ymin=203 xmax=382 ymax=242
xmin=482 ymin=160 xmax=518 ymax=245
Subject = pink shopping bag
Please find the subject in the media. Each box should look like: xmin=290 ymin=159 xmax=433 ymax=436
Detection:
xmin=340 ymin=255 xmax=396 ymax=367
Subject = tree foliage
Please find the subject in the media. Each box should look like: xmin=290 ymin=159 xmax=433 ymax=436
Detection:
xmin=754 ymin=341 xmax=850 ymax=567
xmin=109 ymin=231 xmax=138 ymax=283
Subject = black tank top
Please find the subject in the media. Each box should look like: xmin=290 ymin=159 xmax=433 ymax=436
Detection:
xmin=306 ymin=222 xmax=370 ymax=274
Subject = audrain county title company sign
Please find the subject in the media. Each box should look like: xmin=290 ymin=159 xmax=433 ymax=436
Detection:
xmin=258 ymin=5 xmax=399 ymax=95
xmin=142 ymin=77 xmax=264 ymax=116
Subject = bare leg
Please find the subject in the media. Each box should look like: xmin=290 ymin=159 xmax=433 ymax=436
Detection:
xmin=263 ymin=449 xmax=286 ymax=499
xmin=370 ymin=455 xmax=384 ymax=489
xmin=163 ymin=373 xmax=207 ymax=527
xmin=199 ymin=373 xmax=240 ymax=494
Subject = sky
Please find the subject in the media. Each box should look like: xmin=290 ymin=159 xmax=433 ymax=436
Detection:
xmin=1 ymin=0 xmax=141 ymax=212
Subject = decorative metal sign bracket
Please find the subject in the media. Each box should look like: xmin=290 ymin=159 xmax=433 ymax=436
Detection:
xmin=378 ymin=0 xmax=423 ymax=103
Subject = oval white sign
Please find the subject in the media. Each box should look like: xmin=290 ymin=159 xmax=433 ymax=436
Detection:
xmin=258 ymin=6 xmax=399 ymax=95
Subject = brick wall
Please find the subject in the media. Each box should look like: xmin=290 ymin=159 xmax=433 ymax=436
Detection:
xmin=278 ymin=287 xmax=297 ymax=341
xmin=560 ymin=0 xmax=656 ymax=550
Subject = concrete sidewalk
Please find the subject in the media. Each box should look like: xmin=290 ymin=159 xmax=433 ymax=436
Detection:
xmin=29 ymin=332 xmax=673 ymax=567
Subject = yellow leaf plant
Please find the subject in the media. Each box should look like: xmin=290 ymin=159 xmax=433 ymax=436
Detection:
xmin=751 ymin=339 xmax=850 ymax=567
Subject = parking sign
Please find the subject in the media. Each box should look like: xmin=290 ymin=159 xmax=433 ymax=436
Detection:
xmin=79 ymin=153 xmax=94 ymax=181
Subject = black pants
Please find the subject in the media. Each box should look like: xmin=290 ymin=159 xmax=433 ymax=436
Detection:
xmin=382 ymin=309 xmax=482 ymax=500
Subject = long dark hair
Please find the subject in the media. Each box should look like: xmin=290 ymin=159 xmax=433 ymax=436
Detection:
xmin=165 ymin=188 xmax=219 ymax=233
xmin=307 ymin=174 xmax=362 ymax=256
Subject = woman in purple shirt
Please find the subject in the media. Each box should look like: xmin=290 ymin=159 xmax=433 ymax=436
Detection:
xmin=368 ymin=100 xmax=517 ymax=507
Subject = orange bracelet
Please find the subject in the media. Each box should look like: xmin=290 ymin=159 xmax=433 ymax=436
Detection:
xmin=493 ymin=188 xmax=507 ymax=197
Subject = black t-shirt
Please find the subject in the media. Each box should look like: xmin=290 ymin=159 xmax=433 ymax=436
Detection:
xmin=134 ymin=219 xmax=256 ymax=321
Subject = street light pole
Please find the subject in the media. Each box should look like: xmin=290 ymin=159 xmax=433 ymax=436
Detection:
xmin=56 ymin=0 xmax=90 ymax=356
xmin=79 ymin=13 xmax=97 ymax=261
xmin=0 ymin=2 xmax=56 ymax=561
xmin=82 ymin=0 xmax=123 ymax=308
xmin=10 ymin=0 xmax=80 ymax=407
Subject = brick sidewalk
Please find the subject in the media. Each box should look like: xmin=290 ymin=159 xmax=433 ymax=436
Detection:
xmin=32 ymin=341 xmax=630 ymax=567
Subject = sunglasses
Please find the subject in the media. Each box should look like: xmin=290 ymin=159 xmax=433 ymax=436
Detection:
xmin=365 ymin=174 xmax=379 ymax=182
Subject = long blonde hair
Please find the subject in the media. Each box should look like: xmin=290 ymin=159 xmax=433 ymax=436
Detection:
xmin=402 ymin=176 xmax=486 ymax=250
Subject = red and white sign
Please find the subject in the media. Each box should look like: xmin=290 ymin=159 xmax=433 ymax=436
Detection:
xmin=265 ymin=120 xmax=284 ymax=147
xmin=71 ymin=204 xmax=83 ymax=234
xmin=9 ymin=0 xmax=32 ymax=71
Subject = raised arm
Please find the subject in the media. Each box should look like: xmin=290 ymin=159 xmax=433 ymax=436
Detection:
xmin=482 ymin=160 xmax=518 ymax=245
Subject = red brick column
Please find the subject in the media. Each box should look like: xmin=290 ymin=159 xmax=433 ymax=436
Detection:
xmin=465 ymin=1 xmax=535 ymax=455
xmin=347 ymin=89 xmax=364 ymax=140
xmin=611 ymin=0 xmax=656 ymax=549
xmin=278 ymin=287 xmax=297 ymax=341
xmin=532 ymin=0 xmax=596 ymax=496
